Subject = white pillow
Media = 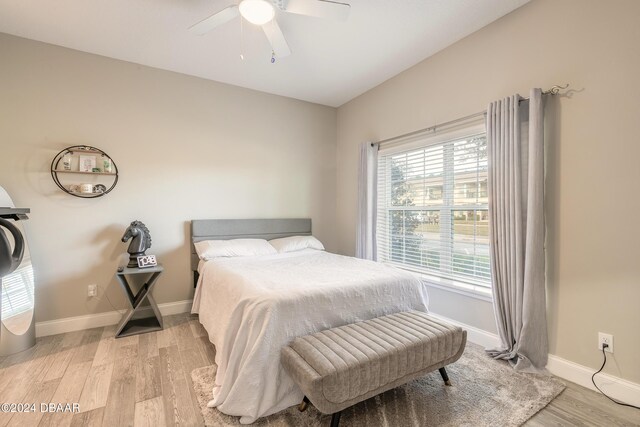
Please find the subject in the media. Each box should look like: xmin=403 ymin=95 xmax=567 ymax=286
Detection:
xmin=269 ymin=235 xmax=325 ymax=253
xmin=194 ymin=238 xmax=277 ymax=260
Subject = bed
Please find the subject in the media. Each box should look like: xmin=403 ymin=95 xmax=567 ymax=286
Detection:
xmin=190 ymin=219 xmax=430 ymax=424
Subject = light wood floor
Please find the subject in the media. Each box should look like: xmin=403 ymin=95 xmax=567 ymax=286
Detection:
xmin=0 ymin=313 xmax=638 ymax=427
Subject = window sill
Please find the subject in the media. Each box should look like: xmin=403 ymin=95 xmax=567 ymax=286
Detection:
xmin=397 ymin=267 xmax=493 ymax=303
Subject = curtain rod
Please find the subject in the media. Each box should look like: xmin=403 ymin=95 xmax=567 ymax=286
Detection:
xmin=372 ymin=84 xmax=569 ymax=147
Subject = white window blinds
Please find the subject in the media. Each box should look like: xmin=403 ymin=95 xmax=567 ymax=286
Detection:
xmin=376 ymin=132 xmax=491 ymax=288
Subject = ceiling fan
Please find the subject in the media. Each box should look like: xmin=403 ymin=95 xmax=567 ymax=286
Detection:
xmin=189 ymin=0 xmax=351 ymax=58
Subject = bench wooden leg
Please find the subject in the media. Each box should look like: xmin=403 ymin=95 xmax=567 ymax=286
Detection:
xmin=330 ymin=411 xmax=341 ymax=427
xmin=439 ymin=367 xmax=452 ymax=386
xmin=298 ymin=396 xmax=310 ymax=412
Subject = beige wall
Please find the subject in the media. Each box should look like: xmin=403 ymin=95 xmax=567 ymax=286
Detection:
xmin=0 ymin=33 xmax=337 ymax=323
xmin=337 ymin=0 xmax=640 ymax=383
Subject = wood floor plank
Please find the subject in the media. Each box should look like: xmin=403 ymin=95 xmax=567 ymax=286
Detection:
xmin=42 ymin=345 xmax=76 ymax=382
xmin=118 ymin=334 xmax=140 ymax=348
xmin=92 ymin=327 xmax=117 ymax=367
xmin=38 ymin=412 xmax=73 ymax=427
xmin=134 ymin=396 xmax=166 ymax=427
xmin=139 ymin=332 xmax=159 ymax=359
xmin=539 ymin=403 xmax=590 ymax=426
xmin=526 ymin=381 xmax=640 ymax=427
xmin=158 ymin=346 xmax=179 ymax=427
xmin=0 ymin=357 xmax=34 ymax=395
xmin=179 ymin=343 xmax=208 ymax=425
xmin=77 ymin=362 xmax=114 ymax=413
xmin=159 ymin=345 xmax=199 ymax=427
xmin=0 ymin=338 xmax=59 ymax=426
xmin=189 ymin=319 xmax=207 ymax=339
xmin=34 ymin=338 xmax=64 ymax=382
xmin=70 ymin=327 xmax=103 ymax=364
xmin=50 ymin=360 xmax=92 ymax=402
xmin=156 ymin=319 xmax=177 ymax=349
xmin=136 ymin=355 xmax=162 ymax=402
xmin=38 ymin=412 xmax=74 ymax=427
xmin=172 ymin=317 xmax=195 ymax=349
xmin=0 ymin=336 xmax=60 ymax=394
xmin=39 ymin=358 xmax=92 ymax=427
xmin=101 ymin=355 xmax=137 ymax=427
xmin=526 ymin=407 xmax=577 ymax=426
xmin=172 ymin=377 xmax=199 ymax=426
xmin=70 ymin=407 xmax=104 ymax=427
xmin=0 ymin=338 xmax=42 ymax=368
xmin=61 ymin=330 xmax=86 ymax=349
xmin=557 ymin=384 xmax=640 ymax=425
xmin=197 ymin=336 xmax=216 ymax=365
xmin=6 ymin=379 xmax=60 ymax=427
xmin=548 ymin=389 xmax=638 ymax=426
xmin=179 ymin=342 xmax=207 ymax=371
xmin=116 ymin=335 xmax=140 ymax=360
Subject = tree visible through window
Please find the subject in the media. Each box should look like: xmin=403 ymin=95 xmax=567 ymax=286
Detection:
xmin=377 ymin=133 xmax=491 ymax=288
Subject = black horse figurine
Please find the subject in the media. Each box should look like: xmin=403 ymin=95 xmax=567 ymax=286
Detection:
xmin=122 ymin=220 xmax=152 ymax=268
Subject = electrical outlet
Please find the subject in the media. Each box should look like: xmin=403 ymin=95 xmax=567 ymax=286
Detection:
xmin=88 ymin=284 xmax=98 ymax=297
xmin=598 ymin=332 xmax=613 ymax=353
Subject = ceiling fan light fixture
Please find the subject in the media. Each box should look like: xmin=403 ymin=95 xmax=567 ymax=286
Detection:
xmin=239 ymin=0 xmax=275 ymax=26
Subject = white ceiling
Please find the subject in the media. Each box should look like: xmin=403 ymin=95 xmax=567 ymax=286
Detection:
xmin=0 ymin=0 xmax=529 ymax=107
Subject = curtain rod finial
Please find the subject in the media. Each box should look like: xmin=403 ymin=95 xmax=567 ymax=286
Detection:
xmin=547 ymin=84 xmax=569 ymax=95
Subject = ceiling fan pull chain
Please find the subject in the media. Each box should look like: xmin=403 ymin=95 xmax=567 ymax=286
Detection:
xmin=271 ymin=50 xmax=276 ymax=63
xmin=240 ymin=13 xmax=245 ymax=60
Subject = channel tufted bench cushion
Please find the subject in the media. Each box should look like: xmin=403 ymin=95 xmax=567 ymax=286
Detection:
xmin=281 ymin=310 xmax=467 ymax=417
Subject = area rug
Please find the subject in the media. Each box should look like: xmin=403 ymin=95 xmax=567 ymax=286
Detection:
xmin=191 ymin=343 xmax=565 ymax=426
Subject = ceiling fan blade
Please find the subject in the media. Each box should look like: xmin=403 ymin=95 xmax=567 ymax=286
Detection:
xmin=262 ymin=20 xmax=291 ymax=58
xmin=285 ymin=0 xmax=350 ymax=21
xmin=189 ymin=5 xmax=239 ymax=35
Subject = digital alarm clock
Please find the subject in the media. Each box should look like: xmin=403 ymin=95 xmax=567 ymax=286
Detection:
xmin=137 ymin=255 xmax=158 ymax=268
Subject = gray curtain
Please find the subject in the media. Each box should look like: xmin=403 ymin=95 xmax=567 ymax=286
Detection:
xmin=485 ymin=88 xmax=548 ymax=371
xmin=355 ymin=142 xmax=378 ymax=260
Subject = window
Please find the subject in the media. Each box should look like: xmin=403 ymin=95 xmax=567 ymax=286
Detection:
xmin=376 ymin=129 xmax=491 ymax=291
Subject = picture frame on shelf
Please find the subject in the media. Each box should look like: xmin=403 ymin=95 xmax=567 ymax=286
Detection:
xmin=79 ymin=155 xmax=96 ymax=172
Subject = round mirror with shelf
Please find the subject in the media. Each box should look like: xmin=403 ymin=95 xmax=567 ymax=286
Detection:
xmin=50 ymin=145 xmax=119 ymax=198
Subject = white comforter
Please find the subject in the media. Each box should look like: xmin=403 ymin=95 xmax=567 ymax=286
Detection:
xmin=191 ymin=250 xmax=429 ymax=424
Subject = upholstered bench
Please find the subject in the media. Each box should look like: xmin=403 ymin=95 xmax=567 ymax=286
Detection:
xmin=281 ymin=310 xmax=467 ymax=426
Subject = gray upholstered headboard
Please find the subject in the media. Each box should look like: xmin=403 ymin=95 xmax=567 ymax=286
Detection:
xmin=190 ymin=218 xmax=312 ymax=286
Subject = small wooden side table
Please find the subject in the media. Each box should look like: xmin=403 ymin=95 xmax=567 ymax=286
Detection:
xmin=115 ymin=265 xmax=164 ymax=338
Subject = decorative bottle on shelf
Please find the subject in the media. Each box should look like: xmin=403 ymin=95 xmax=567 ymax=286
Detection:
xmin=103 ymin=157 xmax=113 ymax=174
xmin=62 ymin=153 xmax=72 ymax=171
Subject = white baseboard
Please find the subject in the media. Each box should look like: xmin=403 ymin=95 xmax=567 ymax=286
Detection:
xmin=546 ymin=353 xmax=640 ymax=407
xmin=430 ymin=312 xmax=640 ymax=408
xmin=35 ymin=300 xmax=193 ymax=337
xmin=429 ymin=313 xmax=500 ymax=348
